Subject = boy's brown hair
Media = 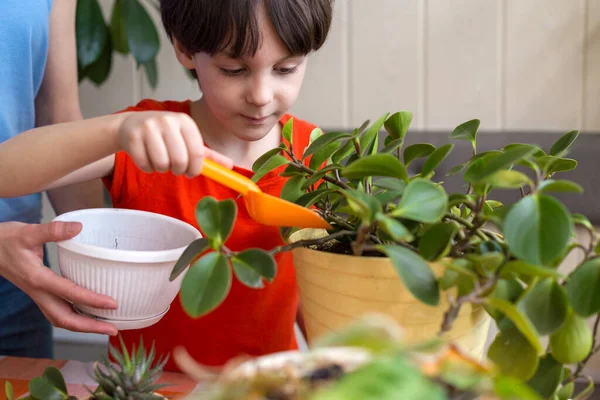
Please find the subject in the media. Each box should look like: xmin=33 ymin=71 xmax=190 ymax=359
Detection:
xmin=161 ymin=0 xmax=334 ymax=60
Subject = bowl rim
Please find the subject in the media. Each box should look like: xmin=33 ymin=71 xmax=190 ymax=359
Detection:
xmin=53 ymin=208 xmax=202 ymax=263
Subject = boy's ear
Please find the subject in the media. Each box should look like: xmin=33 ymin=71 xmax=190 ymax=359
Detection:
xmin=173 ymin=38 xmax=196 ymax=69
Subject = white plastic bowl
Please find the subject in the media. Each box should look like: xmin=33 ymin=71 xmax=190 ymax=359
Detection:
xmin=53 ymin=208 xmax=202 ymax=321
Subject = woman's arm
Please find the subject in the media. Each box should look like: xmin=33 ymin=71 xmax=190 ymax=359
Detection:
xmin=36 ymin=0 xmax=106 ymax=213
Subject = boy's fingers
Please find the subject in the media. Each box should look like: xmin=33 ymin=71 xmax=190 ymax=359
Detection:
xmin=180 ymin=118 xmax=208 ymax=177
xmin=204 ymin=149 xmax=234 ymax=170
xmin=145 ymin=129 xmax=170 ymax=173
xmin=162 ymin=128 xmax=189 ymax=175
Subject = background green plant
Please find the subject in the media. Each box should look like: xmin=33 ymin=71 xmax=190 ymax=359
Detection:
xmin=171 ymin=111 xmax=599 ymax=399
xmin=75 ymin=0 xmax=194 ymax=89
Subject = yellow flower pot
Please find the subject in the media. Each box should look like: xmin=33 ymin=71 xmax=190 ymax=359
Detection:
xmin=290 ymin=229 xmax=491 ymax=360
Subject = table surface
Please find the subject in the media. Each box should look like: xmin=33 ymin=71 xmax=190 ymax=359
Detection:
xmin=0 ymin=356 xmax=203 ymax=399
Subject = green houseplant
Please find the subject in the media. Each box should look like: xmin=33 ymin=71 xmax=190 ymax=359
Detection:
xmin=75 ymin=0 xmax=194 ymax=88
xmin=170 ymin=111 xmax=599 ymax=399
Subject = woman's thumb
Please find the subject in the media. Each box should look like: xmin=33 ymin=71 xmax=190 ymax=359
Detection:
xmin=32 ymin=221 xmax=83 ymax=244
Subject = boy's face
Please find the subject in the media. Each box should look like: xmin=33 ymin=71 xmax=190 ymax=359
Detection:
xmin=176 ymin=4 xmax=308 ymax=143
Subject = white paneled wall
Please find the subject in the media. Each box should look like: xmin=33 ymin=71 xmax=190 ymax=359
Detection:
xmin=79 ymin=0 xmax=600 ymax=133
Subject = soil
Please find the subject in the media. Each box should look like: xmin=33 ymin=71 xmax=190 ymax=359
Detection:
xmin=309 ymin=240 xmax=386 ymax=257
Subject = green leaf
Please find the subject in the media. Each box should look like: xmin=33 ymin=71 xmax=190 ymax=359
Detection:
xmin=572 ymin=213 xmax=594 ymax=231
xmin=377 ymin=245 xmax=439 ymax=306
xmin=550 ymin=130 xmax=579 ymax=156
xmin=494 ymin=376 xmax=544 ymax=400
xmin=170 ymin=238 xmax=210 ymax=281
xmin=234 ymin=249 xmax=276 ymax=281
xmin=280 ymin=175 xmax=306 ymax=203
xmin=301 ymin=164 xmax=342 ymax=190
xmin=109 ymin=0 xmax=129 ymax=54
xmin=538 ymin=179 xmax=584 ymax=194
xmin=252 ymin=146 xmax=285 ymax=172
xmin=518 ymin=278 xmax=568 ymax=335
xmin=487 ymin=280 xmax=525 ymax=321
xmin=373 ymin=178 xmax=406 ymax=192
xmin=374 ymin=190 xmax=404 ymax=205
xmin=487 ymin=326 xmax=539 ymax=380
xmin=375 ymin=215 xmax=413 ymax=242
xmin=180 ymin=252 xmax=232 ymax=317
xmin=312 ymin=355 xmax=447 ymax=400
xmin=309 ymin=142 xmax=340 ymax=170
xmin=195 ymin=197 xmax=237 ymax=245
xmin=309 ymin=127 xmax=322 ymax=145
xmin=447 ymin=162 xmax=468 ymax=176
xmin=76 ymin=0 xmax=107 ymax=68
xmin=5 ymin=381 xmax=13 ymax=400
xmin=29 ymin=377 xmax=67 ymax=400
xmin=331 ymin=140 xmax=356 ymax=165
xmin=550 ymin=310 xmax=593 ymax=364
xmin=381 ymin=137 xmax=405 ymax=154
xmin=232 ymin=249 xmax=276 ymax=288
xmin=450 ymin=119 xmax=480 ymax=148
xmin=500 ymin=261 xmax=564 ymax=280
xmin=251 ymin=154 xmax=289 ymax=183
xmin=526 ymin=354 xmax=563 ymax=399
xmin=295 ymin=188 xmax=335 ymax=208
xmin=83 ymin=30 xmax=113 ymax=85
xmin=342 ymin=154 xmax=408 ymax=181
xmin=537 ymin=156 xmax=578 ymax=176
xmin=572 ymin=376 xmax=594 ymax=400
xmin=384 ymin=111 xmax=412 ymax=140
xmin=565 ymin=258 xmax=600 ymax=317
xmin=281 ymin=118 xmax=293 ymax=145
xmin=304 ymin=131 xmax=351 ymax=158
xmin=485 ymin=298 xmax=544 ymax=354
xmin=142 ymin=58 xmax=158 ymax=89
xmin=403 ymin=143 xmax=436 ymax=166
xmin=557 ymin=382 xmax=575 ymax=400
xmin=467 ymin=252 xmax=504 ymax=275
xmin=485 ymin=170 xmax=533 ymax=189
xmin=41 ymin=367 xmax=68 ymax=394
xmin=342 ymin=190 xmax=381 ymax=222
xmin=122 ymin=0 xmax=160 ymax=65
xmin=504 ymin=194 xmax=573 ymax=266
xmin=420 ymin=144 xmax=454 ymax=176
xmin=465 ymin=146 xmax=537 ymax=182
xmin=503 ymin=143 xmax=546 ymax=158
xmin=392 ymin=179 xmax=448 ymax=223
xmin=359 ymin=113 xmax=389 ymax=156
xmin=418 ymin=222 xmax=457 ymax=261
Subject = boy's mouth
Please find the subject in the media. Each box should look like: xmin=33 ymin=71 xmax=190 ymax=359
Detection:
xmin=242 ymin=114 xmax=270 ymax=125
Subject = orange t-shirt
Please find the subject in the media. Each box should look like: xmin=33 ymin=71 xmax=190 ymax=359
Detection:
xmin=102 ymin=99 xmax=317 ymax=372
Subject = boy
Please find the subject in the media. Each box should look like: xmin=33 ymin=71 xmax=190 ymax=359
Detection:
xmin=0 ymin=0 xmax=334 ymax=370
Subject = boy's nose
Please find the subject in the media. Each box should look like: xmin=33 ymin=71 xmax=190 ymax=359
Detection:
xmin=246 ymin=76 xmax=273 ymax=107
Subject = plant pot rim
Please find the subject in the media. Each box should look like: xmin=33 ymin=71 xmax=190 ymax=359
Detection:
xmin=53 ymin=208 xmax=202 ymax=263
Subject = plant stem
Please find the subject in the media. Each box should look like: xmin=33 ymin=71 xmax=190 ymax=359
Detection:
xmin=270 ymin=230 xmax=357 ymax=255
xmin=325 ymin=212 xmax=355 ymax=231
xmin=439 ymin=275 xmax=499 ymax=334
xmin=445 ymin=213 xmax=489 ymax=242
xmin=289 ymin=162 xmax=351 ymax=190
xmin=574 ymin=314 xmax=600 ymax=378
xmin=351 ymin=224 xmax=371 ymax=256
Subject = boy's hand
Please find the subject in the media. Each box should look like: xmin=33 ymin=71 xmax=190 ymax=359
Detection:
xmin=0 ymin=221 xmax=119 ymax=335
xmin=119 ymin=112 xmax=234 ymax=177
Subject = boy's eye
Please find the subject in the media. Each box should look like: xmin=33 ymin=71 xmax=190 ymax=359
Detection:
xmin=220 ymin=68 xmax=245 ymax=77
xmin=276 ymin=66 xmax=298 ymax=75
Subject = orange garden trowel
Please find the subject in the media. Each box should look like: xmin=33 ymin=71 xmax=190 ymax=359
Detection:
xmin=201 ymin=159 xmax=332 ymax=229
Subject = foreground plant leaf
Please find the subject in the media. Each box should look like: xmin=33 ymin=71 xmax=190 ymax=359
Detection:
xmin=181 ymin=252 xmax=231 ymax=318
xmin=504 ymin=194 xmax=573 ymax=266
